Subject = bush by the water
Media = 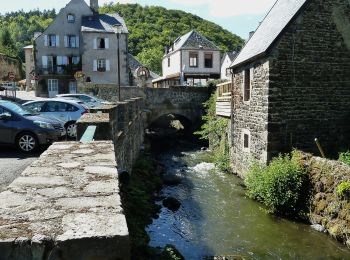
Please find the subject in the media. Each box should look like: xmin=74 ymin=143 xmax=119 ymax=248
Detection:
xmin=339 ymin=151 xmax=350 ymax=166
xmin=245 ymin=151 xmax=306 ymax=215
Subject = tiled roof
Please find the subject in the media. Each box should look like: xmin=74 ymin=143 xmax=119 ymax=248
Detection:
xmin=81 ymin=13 xmax=128 ymax=33
xmin=231 ymin=0 xmax=308 ymax=68
xmin=169 ymin=30 xmax=220 ymax=53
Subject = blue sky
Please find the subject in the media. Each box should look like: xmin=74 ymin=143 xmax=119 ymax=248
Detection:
xmin=0 ymin=0 xmax=276 ymax=39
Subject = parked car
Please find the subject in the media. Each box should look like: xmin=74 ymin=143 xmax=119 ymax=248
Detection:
xmin=23 ymin=99 xmax=89 ymax=138
xmin=56 ymin=94 xmax=113 ymax=108
xmin=0 ymin=101 xmax=66 ymax=152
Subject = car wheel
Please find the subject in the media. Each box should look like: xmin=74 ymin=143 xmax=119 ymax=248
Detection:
xmin=17 ymin=132 xmax=38 ymax=153
xmin=66 ymin=122 xmax=77 ymax=138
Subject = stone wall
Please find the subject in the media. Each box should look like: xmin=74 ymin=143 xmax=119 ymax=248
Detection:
xmin=0 ymin=54 xmax=23 ymax=81
xmin=268 ymin=0 xmax=350 ymax=157
xmin=0 ymin=141 xmax=130 ymax=259
xmin=230 ymin=59 xmax=270 ymax=177
xmin=304 ymin=153 xmax=350 ymax=247
xmin=77 ymin=98 xmax=144 ymax=173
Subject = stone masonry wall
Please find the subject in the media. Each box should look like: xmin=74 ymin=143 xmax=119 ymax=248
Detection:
xmin=0 ymin=141 xmax=130 ymax=260
xmin=303 ymin=153 xmax=350 ymax=247
xmin=231 ymin=59 xmax=270 ymax=177
xmin=77 ymin=98 xmax=144 ymax=173
xmin=268 ymin=0 xmax=350 ymax=158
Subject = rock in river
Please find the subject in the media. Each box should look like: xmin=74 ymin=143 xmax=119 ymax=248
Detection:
xmin=163 ymin=197 xmax=181 ymax=212
xmin=163 ymin=174 xmax=182 ymax=186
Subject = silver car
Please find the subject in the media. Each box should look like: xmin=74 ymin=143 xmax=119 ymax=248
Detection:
xmin=56 ymin=94 xmax=113 ymax=108
xmin=23 ymin=99 xmax=89 ymax=138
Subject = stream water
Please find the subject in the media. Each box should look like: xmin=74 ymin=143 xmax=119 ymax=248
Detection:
xmin=146 ymin=140 xmax=350 ymax=259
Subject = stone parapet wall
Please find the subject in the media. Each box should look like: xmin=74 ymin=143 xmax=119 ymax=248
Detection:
xmin=0 ymin=141 xmax=130 ymax=260
xmin=77 ymin=97 xmax=144 ymax=173
xmin=305 ymin=153 xmax=350 ymax=247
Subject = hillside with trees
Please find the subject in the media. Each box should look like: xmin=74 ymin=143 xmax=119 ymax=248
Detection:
xmin=0 ymin=4 xmax=244 ymax=74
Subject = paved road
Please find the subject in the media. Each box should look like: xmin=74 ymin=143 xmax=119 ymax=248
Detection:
xmin=0 ymin=146 xmax=40 ymax=192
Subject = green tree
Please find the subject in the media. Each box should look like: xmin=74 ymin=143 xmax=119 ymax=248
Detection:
xmin=136 ymin=47 xmax=163 ymax=75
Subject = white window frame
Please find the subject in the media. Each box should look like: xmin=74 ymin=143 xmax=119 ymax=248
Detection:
xmin=48 ymin=79 xmax=59 ymax=92
xmin=48 ymin=34 xmax=56 ymax=47
xmin=189 ymin=52 xmax=198 ymax=68
xmin=242 ymin=129 xmax=251 ymax=152
xmin=67 ymin=14 xmax=75 ymax=23
xmin=97 ymin=59 xmax=106 ymax=72
xmin=66 ymin=35 xmax=78 ymax=48
xmin=242 ymin=67 xmax=253 ymax=104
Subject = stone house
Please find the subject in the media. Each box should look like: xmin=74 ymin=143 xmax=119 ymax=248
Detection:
xmin=128 ymin=54 xmax=159 ymax=88
xmin=153 ymin=30 xmax=221 ymax=88
xmin=33 ymin=0 xmax=129 ymax=97
xmin=228 ymin=0 xmax=350 ymax=176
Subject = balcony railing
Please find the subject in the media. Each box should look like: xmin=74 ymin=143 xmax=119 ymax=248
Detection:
xmin=216 ymin=81 xmax=232 ymax=118
xmin=36 ymin=65 xmax=82 ymax=76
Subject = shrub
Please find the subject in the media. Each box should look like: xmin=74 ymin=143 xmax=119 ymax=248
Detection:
xmin=336 ymin=181 xmax=350 ymax=198
xmin=245 ymin=151 xmax=306 ymax=215
xmin=339 ymin=151 xmax=350 ymax=166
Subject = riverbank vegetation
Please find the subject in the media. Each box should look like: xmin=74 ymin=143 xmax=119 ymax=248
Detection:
xmin=339 ymin=151 xmax=350 ymax=166
xmin=195 ymin=93 xmax=231 ymax=172
xmin=245 ymin=151 xmax=308 ymax=216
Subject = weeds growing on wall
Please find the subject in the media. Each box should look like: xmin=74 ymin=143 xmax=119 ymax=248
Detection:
xmin=245 ymin=151 xmax=307 ymax=216
xmin=195 ymin=93 xmax=231 ymax=172
xmin=339 ymin=151 xmax=350 ymax=166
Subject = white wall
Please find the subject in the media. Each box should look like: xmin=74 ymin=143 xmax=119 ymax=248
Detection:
xmin=221 ymin=55 xmax=232 ymax=80
xmin=162 ymin=51 xmax=181 ymax=77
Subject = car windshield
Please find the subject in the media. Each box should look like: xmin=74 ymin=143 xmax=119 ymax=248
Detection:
xmin=1 ymin=102 xmax=35 ymax=116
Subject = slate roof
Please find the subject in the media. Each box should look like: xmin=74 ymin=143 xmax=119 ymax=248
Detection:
xmin=128 ymin=54 xmax=160 ymax=79
xmin=231 ymin=0 xmax=308 ymax=68
xmin=222 ymin=51 xmax=238 ymax=63
xmin=169 ymin=30 xmax=220 ymax=53
xmin=81 ymin=13 xmax=128 ymax=33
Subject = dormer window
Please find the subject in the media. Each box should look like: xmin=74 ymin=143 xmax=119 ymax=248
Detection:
xmin=67 ymin=14 xmax=75 ymax=23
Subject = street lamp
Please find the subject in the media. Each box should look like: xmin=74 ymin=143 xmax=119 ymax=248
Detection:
xmin=115 ymin=25 xmax=122 ymax=101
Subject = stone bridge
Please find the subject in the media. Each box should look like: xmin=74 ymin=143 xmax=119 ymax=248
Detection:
xmin=80 ymin=84 xmax=211 ymax=127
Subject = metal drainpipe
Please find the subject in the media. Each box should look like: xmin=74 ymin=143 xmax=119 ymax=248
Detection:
xmin=117 ymin=32 xmax=121 ymax=101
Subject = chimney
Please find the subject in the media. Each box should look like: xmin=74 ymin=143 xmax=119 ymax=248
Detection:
xmin=249 ymin=31 xmax=255 ymax=40
xmin=90 ymin=0 xmax=99 ymax=13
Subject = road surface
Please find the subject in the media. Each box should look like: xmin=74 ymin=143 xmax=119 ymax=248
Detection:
xmin=0 ymin=146 xmax=39 ymax=192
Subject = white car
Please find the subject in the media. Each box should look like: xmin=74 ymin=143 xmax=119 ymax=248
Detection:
xmin=56 ymin=94 xmax=113 ymax=108
xmin=23 ymin=99 xmax=89 ymax=138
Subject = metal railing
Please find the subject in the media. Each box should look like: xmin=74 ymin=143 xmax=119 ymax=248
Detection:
xmin=36 ymin=65 xmax=82 ymax=76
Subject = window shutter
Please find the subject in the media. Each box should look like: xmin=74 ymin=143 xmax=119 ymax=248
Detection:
xmin=56 ymin=35 xmax=60 ymax=47
xmin=44 ymin=35 xmax=48 ymax=47
xmin=64 ymin=36 xmax=68 ymax=47
xmin=42 ymin=56 xmax=48 ymax=68
xmin=76 ymin=36 xmax=80 ymax=47
xmin=106 ymin=60 xmax=110 ymax=71
xmin=105 ymin=38 xmax=109 ymax=49
xmin=93 ymin=38 xmax=97 ymax=49
xmin=93 ymin=60 xmax=97 ymax=71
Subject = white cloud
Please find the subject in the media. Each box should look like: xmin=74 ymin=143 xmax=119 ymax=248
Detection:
xmin=169 ymin=0 xmax=276 ymax=17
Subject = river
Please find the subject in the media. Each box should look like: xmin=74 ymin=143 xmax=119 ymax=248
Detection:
xmin=146 ymin=139 xmax=350 ymax=259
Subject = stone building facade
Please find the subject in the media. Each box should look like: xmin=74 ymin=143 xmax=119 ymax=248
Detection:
xmin=33 ymin=0 xmax=129 ymax=97
xmin=229 ymin=0 xmax=350 ymax=176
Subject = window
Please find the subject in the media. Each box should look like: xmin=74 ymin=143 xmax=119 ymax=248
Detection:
xmin=67 ymin=14 xmax=75 ymax=23
xmin=204 ymin=53 xmax=213 ymax=68
xmin=189 ymin=53 xmax=198 ymax=67
xmin=97 ymin=38 xmax=105 ymax=49
xmin=242 ymin=129 xmax=250 ymax=151
xmin=25 ymin=102 xmax=45 ymax=113
xmin=244 ymin=68 xmax=251 ymax=102
xmin=67 ymin=35 xmax=78 ymax=48
xmin=168 ymin=57 xmax=170 ymax=67
xmin=48 ymin=35 xmax=57 ymax=47
xmin=97 ymin=59 xmax=106 ymax=72
xmin=48 ymin=79 xmax=59 ymax=92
